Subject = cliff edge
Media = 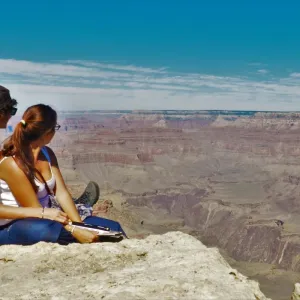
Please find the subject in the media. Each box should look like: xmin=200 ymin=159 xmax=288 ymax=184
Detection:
xmin=0 ymin=232 xmax=269 ymax=300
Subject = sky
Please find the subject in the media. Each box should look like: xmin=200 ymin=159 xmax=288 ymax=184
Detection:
xmin=1 ymin=0 xmax=300 ymax=111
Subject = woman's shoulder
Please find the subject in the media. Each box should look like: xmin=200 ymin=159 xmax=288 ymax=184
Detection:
xmin=43 ymin=146 xmax=57 ymax=159
xmin=0 ymin=156 xmax=23 ymax=179
xmin=0 ymin=156 xmax=16 ymax=167
xmin=43 ymin=146 xmax=55 ymax=155
xmin=43 ymin=146 xmax=59 ymax=167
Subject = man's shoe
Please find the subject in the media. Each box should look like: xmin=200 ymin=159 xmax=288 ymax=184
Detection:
xmin=74 ymin=181 xmax=100 ymax=207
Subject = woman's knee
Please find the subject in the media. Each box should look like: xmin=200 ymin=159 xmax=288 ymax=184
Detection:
xmin=85 ymin=216 xmax=119 ymax=228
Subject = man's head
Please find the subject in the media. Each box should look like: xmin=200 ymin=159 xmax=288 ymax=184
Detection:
xmin=0 ymin=85 xmax=18 ymax=128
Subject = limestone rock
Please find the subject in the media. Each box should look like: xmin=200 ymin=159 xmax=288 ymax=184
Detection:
xmin=0 ymin=232 xmax=269 ymax=300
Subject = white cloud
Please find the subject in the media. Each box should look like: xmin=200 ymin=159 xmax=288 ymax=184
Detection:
xmin=257 ymin=69 xmax=269 ymax=74
xmin=1 ymin=58 xmax=300 ymax=112
xmin=64 ymin=60 xmax=167 ymax=73
xmin=290 ymin=73 xmax=300 ymax=78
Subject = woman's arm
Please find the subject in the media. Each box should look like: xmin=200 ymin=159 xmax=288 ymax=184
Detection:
xmin=0 ymin=157 xmax=68 ymax=223
xmin=0 ymin=204 xmax=42 ymax=219
xmin=1 ymin=157 xmax=41 ymax=207
xmin=45 ymin=147 xmax=100 ymax=243
xmin=46 ymin=147 xmax=82 ymax=222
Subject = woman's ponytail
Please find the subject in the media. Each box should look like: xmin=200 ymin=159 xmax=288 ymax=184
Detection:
xmin=2 ymin=120 xmax=37 ymax=191
xmin=2 ymin=104 xmax=57 ymax=192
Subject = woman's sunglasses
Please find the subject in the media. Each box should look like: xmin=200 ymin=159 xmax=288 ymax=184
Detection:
xmin=10 ymin=107 xmax=17 ymax=116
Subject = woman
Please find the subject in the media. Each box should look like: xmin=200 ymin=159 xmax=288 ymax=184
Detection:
xmin=0 ymin=86 xmax=69 ymax=237
xmin=0 ymin=104 xmax=126 ymax=245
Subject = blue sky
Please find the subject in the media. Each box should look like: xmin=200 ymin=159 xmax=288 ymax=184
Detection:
xmin=1 ymin=0 xmax=300 ymax=111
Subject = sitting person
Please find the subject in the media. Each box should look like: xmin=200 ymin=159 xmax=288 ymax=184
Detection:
xmin=0 ymin=86 xmax=68 ymax=234
xmin=0 ymin=85 xmax=106 ymax=244
xmin=0 ymin=103 xmax=126 ymax=245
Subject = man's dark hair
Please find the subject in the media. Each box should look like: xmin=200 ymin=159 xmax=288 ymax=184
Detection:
xmin=0 ymin=85 xmax=18 ymax=114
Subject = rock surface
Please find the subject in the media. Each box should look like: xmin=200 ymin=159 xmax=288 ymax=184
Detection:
xmin=0 ymin=232 xmax=269 ymax=300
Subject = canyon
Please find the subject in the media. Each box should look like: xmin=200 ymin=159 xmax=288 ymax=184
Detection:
xmin=7 ymin=110 xmax=300 ymax=299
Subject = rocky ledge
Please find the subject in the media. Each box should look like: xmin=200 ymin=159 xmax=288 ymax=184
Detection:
xmin=0 ymin=232 xmax=269 ymax=300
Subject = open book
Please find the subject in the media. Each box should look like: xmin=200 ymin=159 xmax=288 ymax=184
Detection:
xmin=70 ymin=222 xmax=123 ymax=237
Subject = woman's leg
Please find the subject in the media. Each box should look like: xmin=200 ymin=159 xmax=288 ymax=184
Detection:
xmin=84 ymin=216 xmax=127 ymax=238
xmin=0 ymin=218 xmax=63 ymax=246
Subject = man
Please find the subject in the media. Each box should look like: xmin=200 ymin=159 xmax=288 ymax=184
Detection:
xmin=0 ymin=85 xmax=17 ymax=129
xmin=0 ymin=85 xmax=99 ymax=206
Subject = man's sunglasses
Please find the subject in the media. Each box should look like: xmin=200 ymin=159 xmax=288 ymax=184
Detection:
xmin=53 ymin=124 xmax=61 ymax=131
xmin=10 ymin=107 xmax=17 ymax=116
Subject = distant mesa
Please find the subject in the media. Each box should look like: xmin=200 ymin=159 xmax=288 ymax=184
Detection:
xmin=152 ymin=119 xmax=167 ymax=128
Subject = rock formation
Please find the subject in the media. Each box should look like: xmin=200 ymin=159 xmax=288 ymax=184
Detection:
xmin=0 ymin=232 xmax=269 ymax=300
xmin=51 ymin=110 xmax=300 ymax=298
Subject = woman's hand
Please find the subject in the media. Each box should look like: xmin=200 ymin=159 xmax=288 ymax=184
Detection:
xmin=72 ymin=227 xmax=99 ymax=244
xmin=42 ymin=208 xmax=69 ymax=224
